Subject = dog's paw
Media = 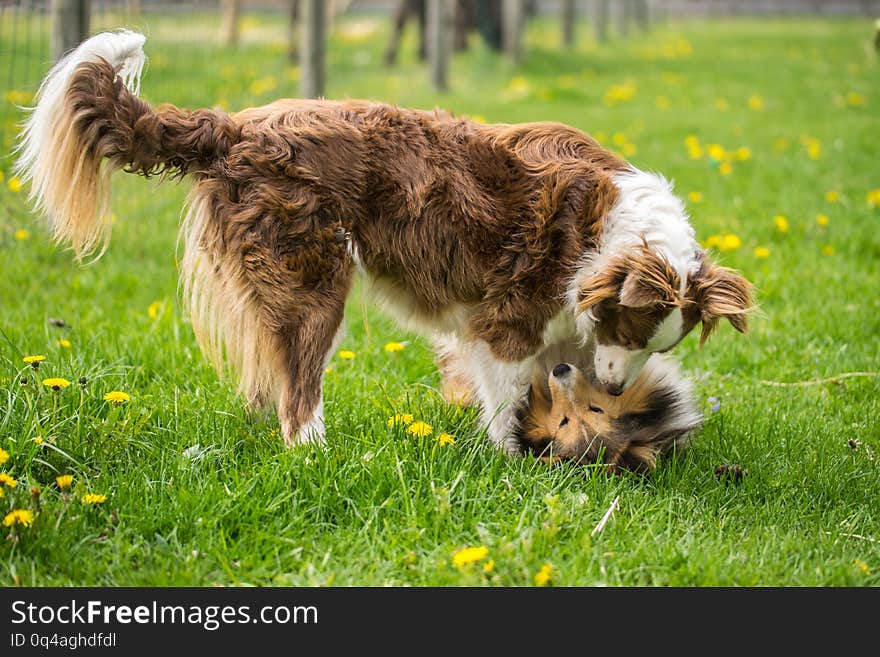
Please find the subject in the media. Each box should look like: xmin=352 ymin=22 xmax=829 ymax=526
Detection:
xmin=282 ymin=414 xmax=326 ymax=448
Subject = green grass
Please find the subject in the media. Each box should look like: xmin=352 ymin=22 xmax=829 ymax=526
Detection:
xmin=1 ymin=12 xmax=879 ymax=586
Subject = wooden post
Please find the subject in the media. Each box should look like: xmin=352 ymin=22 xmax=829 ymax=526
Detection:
xmin=427 ymin=0 xmax=451 ymax=91
xmin=220 ymin=0 xmax=241 ymax=47
xmin=635 ymin=0 xmax=649 ymax=31
xmin=617 ymin=0 xmax=632 ymax=37
xmin=594 ymin=0 xmax=609 ymax=44
xmin=51 ymin=0 xmax=90 ymax=62
xmin=502 ymin=0 xmax=525 ymax=63
xmin=561 ymin=0 xmax=575 ymax=47
xmin=299 ymin=0 xmax=325 ymax=98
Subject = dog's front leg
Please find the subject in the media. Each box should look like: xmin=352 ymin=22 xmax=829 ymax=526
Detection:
xmin=464 ymin=341 xmax=536 ymax=455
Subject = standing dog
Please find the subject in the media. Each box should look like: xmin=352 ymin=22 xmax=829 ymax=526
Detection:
xmin=16 ymin=31 xmax=753 ymax=451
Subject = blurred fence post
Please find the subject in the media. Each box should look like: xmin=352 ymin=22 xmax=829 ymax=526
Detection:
xmin=300 ymin=0 xmax=325 ymax=98
xmin=51 ymin=0 xmax=90 ymax=61
xmin=427 ymin=0 xmax=451 ymax=91
xmin=561 ymin=0 xmax=575 ymax=47
xmin=617 ymin=0 xmax=632 ymax=37
xmin=635 ymin=0 xmax=649 ymax=31
xmin=220 ymin=0 xmax=241 ymax=47
xmin=594 ymin=0 xmax=609 ymax=43
xmin=502 ymin=0 xmax=525 ymax=63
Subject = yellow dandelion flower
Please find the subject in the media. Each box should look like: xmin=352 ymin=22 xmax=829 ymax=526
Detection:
xmin=772 ymin=137 xmax=789 ymax=152
xmin=534 ymin=563 xmax=553 ymax=586
xmin=688 ymin=191 xmax=703 ymax=203
xmin=816 ymin=214 xmax=829 ymax=227
xmin=469 ymin=114 xmax=487 ymax=124
xmin=846 ymin=92 xmax=866 ymax=107
xmin=147 ymin=300 xmax=164 ymax=319
xmin=387 ymin=413 xmax=414 ymax=428
xmin=3 ymin=509 xmax=34 ymax=528
xmin=0 ymin=448 xmax=8 ymax=465
xmin=103 ymin=391 xmax=131 ymax=404
xmin=453 ymin=545 xmax=489 ymax=568
xmin=621 ymin=142 xmax=637 ymax=157
xmin=482 ymin=559 xmax=495 ymax=574
xmin=824 ymin=190 xmax=840 ymax=203
xmin=687 ymin=144 xmax=704 ymax=160
xmin=602 ymin=81 xmax=636 ymax=107
xmin=807 ymin=141 xmax=821 ymax=160
xmin=684 ymin=135 xmax=700 ymax=147
xmin=82 ymin=493 xmax=107 ymax=505
xmin=338 ymin=350 xmax=356 ymax=360
xmin=719 ymin=234 xmax=741 ymax=251
xmin=407 ymin=421 xmax=432 ymax=437
xmin=719 ymin=162 xmax=733 ymax=176
xmin=704 ymin=235 xmax=723 ymax=249
xmin=713 ymin=97 xmax=729 ymax=111
xmin=0 ymin=473 xmax=18 ymax=488
xmin=866 ymin=189 xmax=880 ymax=208
xmin=14 ymin=229 xmax=29 ymax=241
xmin=57 ymin=339 xmax=71 ymax=348
xmin=753 ymin=247 xmax=771 ymax=259
xmin=437 ymin=433 xmax=456 ymax=446
xmin=507 ymin=76 xmax=530 ymax=95
xmin=612 ymin=132 xmax=628 ymax=146
xmin=23 ymin=355 xmax=46 ymax=365
xmin=747 ymin=94 xmax=764 ymax=111
xmin=735 ymin=147 xmax=752 ymax=161
xmin=42 ymin=378 xmax=70 ymax=390
xmin=0 ymin=170 xmax=4 ymax=183
xmin=32 ymin=437 xmax=43 ymax=445
xmin=822 ymin=245 xmax=835 ymax=256
xmin=855 ymin=560 xmax=871 ymax=575
xmin=7 ymin=177 xmax=22 ymax=193
xmin=248 ymin=76 xmax=278 ymax=96
xmin=384 ymin=341 xmax=405 ymax=353
xmin=56 ymin=474 xmax=73 ymax=490
xmin=774 ymin=215 xmax=789 ymax=234
xmin=707 ymin=144 xmax=726 ymax=161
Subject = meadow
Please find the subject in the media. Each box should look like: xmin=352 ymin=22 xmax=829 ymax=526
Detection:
xmin=0 ymin=12 xmax=878 ymax=586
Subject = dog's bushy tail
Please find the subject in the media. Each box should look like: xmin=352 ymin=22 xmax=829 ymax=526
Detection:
xmin=15 ymin=30 xmax=238 ymax=258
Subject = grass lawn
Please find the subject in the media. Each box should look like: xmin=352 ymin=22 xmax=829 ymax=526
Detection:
xmin=0 ymin=11 xmax=878 ymax=586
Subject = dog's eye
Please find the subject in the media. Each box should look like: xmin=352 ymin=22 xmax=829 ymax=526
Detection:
xmin=559 ymin=416 xmax=569 ymax=427
xmin=589 ymin=405 xmax=604 ymax=414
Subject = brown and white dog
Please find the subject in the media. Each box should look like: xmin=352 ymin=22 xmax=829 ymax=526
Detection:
xmin=16 ymin=31 xmax=753 ymax=451
xmin=507 ymin=340 xmax=702 ymax=473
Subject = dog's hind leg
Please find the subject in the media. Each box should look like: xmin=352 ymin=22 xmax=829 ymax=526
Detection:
xmin=271 ymin=258 xmax=353 ymax=447
xmin=276 ymin=309 xmax=347 ymax=447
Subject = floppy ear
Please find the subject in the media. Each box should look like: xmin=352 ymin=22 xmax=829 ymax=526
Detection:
xmin=619 ymin=271 xmax=673 ymax=308
xmin=689 ymin=258 xmax=755 ymax=345
xmin=576 ymin=268 xmax=623 ymax=312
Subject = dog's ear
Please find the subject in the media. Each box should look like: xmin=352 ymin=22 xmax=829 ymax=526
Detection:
xmin=688 ymin=255 xmax=755 ymax=345
xmin=619 ymin=271 xmax=676 ymax=308
xmin=577 ymin=268 xmax=623 ymax=311
xmin=619 ymin=246 xmax=681 ymax=308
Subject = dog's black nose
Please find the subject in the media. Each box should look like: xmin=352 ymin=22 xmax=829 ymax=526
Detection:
xmin=605 ymin=382 xmax=624 ymax=396
xmin=552 ymin=363 xmax=571 ymax=378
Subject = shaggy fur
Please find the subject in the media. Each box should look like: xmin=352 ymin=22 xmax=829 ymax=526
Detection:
xmin=16 ymin=31 xmax=753 ymax=449
xmin=509 ymin=341 xmax=702 ymax=473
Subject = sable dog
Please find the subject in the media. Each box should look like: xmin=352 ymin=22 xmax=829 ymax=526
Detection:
xmin=16 ymin=31 xmax=753 ymax=451
xmin=508 ymin=341 xmax=701 ymax=473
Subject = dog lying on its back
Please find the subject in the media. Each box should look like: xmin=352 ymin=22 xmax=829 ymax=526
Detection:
xmin=16 ymin=31 xmax=753 ymax=452
xmin=512 ymin=345 xmax=701 ymax=472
